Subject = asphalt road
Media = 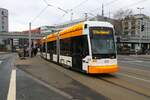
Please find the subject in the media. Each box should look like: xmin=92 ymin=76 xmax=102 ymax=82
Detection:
xmin=16 ymin=55 xmax=107 ymax=100
xmin=34 ymin=55 xmax=150 ymax=100
xmin=0 ymin=54 xmax=70 ymax=100
xmin=1 ymin=53 xmax=150 ymax=100
xmin=0 ymin=53 xmax=107 ymax=100
xmin=116 ymin=55 xmax=150 ymax=94
xmin=0 ymin=53 xmax=12 ymax=100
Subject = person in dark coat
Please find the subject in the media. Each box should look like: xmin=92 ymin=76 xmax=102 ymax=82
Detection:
xmin=34 ymin=47 xmax=38 ymax=56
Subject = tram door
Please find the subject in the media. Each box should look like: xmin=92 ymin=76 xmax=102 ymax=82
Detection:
xmin=72 ymin=36 xmax=82 ymax=70
xmin=72 ymin=36 xmax=89 ymax=71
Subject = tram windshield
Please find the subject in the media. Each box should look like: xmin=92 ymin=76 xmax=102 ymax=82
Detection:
xmin=89 ymin=27 xmax=116 ymax=57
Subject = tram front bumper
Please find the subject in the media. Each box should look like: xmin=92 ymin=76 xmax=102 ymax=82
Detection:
xmin=88 ymin=65 xmax=119 ymax=74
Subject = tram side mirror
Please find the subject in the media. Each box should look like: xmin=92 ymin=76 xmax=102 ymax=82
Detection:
xmin=84 ymin=24 xmax=87 ymax=29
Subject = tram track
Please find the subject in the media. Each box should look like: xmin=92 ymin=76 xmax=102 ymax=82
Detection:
xmin=16 ymin=56 xmax=150 ymax=100
xmin=95 ymin=74 xmax=150 ymax=98
xmin=40 ymin=56 xmax=150 ymax=100
xmin=119 ymin=68 xmax=150 ymax=80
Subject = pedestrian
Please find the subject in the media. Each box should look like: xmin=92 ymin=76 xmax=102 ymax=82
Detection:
xmin=34 ymin=47 xmax=38 ymax=56
xmin=31 ymin=47 xmax=34 ymax=57
xmin=23 ymin=48 xmax=26 ymax=57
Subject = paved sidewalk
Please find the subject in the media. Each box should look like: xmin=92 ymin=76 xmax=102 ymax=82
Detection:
xmin=15 ymin=56 xmax=107 ymax=100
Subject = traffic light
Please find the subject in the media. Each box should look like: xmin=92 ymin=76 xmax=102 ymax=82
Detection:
xmin=141 ymin=25 xmax=145 ymax=32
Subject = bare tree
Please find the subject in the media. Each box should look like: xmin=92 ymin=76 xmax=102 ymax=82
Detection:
xmin=113 ymin=9 xmax=133 ymax=20
xmin=112 ymin=9 xmax=133 ymax=35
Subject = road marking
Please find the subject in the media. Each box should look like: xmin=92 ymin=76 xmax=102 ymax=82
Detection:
xmin=7 ymin=69 xmax=16 ymax=100
xmin=117 ymin=73 xmax=150 ymax=83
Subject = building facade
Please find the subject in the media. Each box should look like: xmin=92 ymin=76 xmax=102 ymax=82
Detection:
xmin=0 ymin=8 xmax=8 ymax=50
xmin=40 ymin=26 xmax=56 ymax=34
xmin=121 ymin=14 xmax=150 ymax=52
xmin=0 ymin=8 xmax=8 ymax=32
xmin=122 ymin=14 xmax=150 ymax=37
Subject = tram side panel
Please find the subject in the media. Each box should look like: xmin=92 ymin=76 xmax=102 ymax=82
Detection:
xmin=59 ymin=35 xmax=89 ymax=72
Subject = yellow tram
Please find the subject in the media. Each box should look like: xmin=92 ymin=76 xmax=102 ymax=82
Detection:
xmin=40 ymin=21 xmax=119 ymax=74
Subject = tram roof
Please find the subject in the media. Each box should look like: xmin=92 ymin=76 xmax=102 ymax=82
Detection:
xmin=84 ymin=21 xmax=113 ymax=28
xmin=41 ymin=21 xmax=113 ymax=42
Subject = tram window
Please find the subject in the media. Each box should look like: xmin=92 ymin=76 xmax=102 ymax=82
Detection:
xmin=43 ymin=43 xmax=45 ymax=52
xmin=47 ymin=41 xmax=56 ymax=54
xmin=60 ymin=38 xmax=71 ymax=56
xmin=82 ymin=36 xmax=89 ymax=57
xmin=53 ymin=41 xmax=57 ymax=54
xmin=72 ymin=35 xmax=89 ymax=57
xmin=59 ymin=35 xmax=89 ymax=57
xmin=47 ymin=42 xmax=50 ymax=53
xmin=72 ymin=36 xmax=81 ymax=55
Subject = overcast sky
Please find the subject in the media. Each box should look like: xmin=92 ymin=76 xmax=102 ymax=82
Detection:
xmin=0 ymin=0 xmax=150 ymax=31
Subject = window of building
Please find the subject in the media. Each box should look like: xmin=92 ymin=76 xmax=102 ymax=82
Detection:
xmin=2 ymin=26 xmax=4 ymax=29
xmin=2 ymin=21 xmax=4 ymax=24
xmin=1 ymin=11 xmax=4 ymax=15
xmin=2 ymin=17 xmax=4 ymax=20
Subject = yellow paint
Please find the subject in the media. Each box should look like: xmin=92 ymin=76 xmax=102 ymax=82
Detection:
xmin=47 ymin=33 xmax=57 ymax=42
xmin=59 ymin=22 xmax=84 ymax=39
xmin=41 ymin=22 xmax=84 ymax=44
xmin=88 ymin=65 xmax=119 ymax=74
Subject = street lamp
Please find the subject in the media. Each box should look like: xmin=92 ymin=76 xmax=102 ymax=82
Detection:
xmin=28 ymin=2 xmax=68 ymax=57
xmin=29 ymin=22 xmax=32 ymax=57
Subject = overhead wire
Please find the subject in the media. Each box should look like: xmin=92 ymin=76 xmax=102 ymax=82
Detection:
xmin=41 ymin=0 xmax=92 ymax=22
xmin=42 ymin=0 xmax=48 ymax=5
xmin=57 ymin=0 xmax=90 ymax=22
xmin=110 ymin=0 xmax=148 ymax=16
xmin=104 ymin=0 xmax=119 ymax=6
xmin=88 ymin=0 xmax=148 ymax=18
xmin=123 ymin=0 xmax=147 ymax=8
xmin=40 ymin=0 xmax=148 ymax=24
xmin=31 ymin=0 xmax=89 ymax=26
xmin=90 ymin=0 xmax=120 ymax=12
xmin=62 ymin=0 xmax=90 ymax=16
xmin=30 ymin=5 xmax=49 ymax=23
xmin=70 ymin=0 xmax=89 ymax=11
xmin=41 ymin=0 xmax=68 ymax=14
